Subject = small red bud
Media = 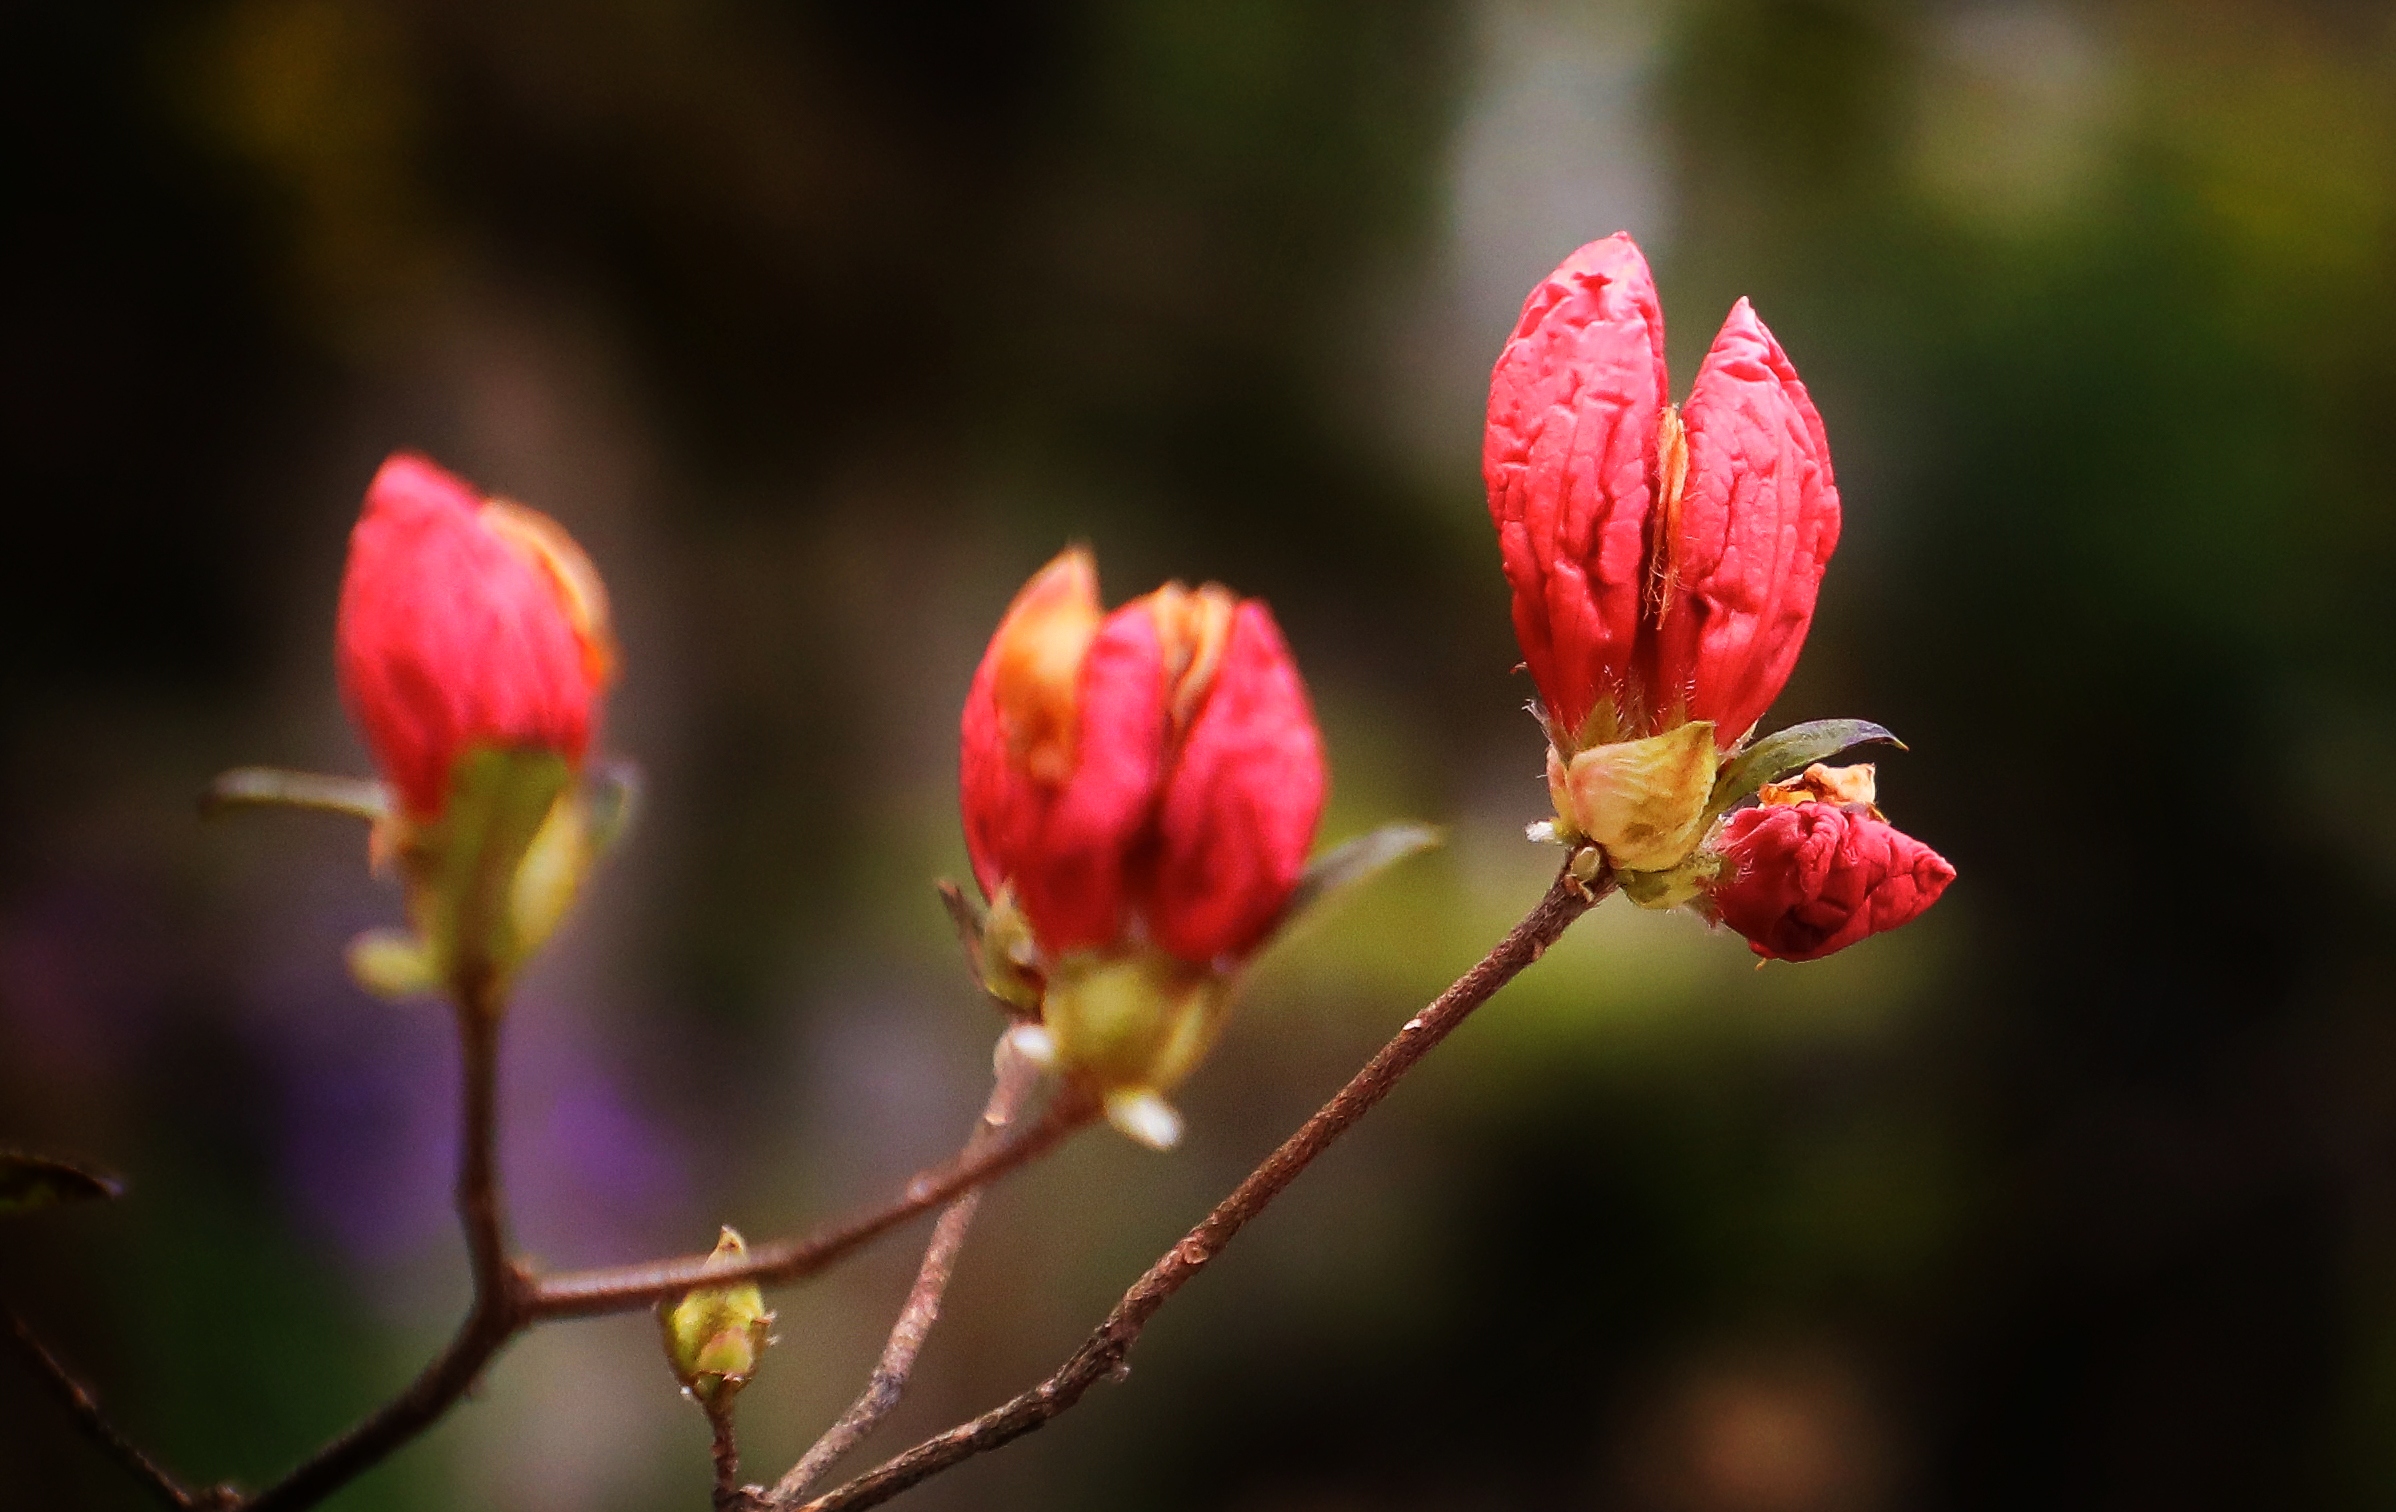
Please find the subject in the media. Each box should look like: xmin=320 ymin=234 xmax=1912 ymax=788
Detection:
xmin=1709 ymin=800 xmax=1953 ymax=962
xmin=335 ymin=453 xmax=613 ymax=820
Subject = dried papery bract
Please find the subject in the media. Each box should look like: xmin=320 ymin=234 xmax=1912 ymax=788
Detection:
xmin=958 ymin=549 xmax=1328 ymax=1146
xmin=1487 ymin=234 xmax=1951 ymax=959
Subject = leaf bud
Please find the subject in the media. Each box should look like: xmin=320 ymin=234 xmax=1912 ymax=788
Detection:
xmin=658 ymin=1228 xmax=775 ymax=1407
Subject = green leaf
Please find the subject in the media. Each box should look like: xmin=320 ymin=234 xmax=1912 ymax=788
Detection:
xmin=1274 ymin=822 xmax=1443 ymax=935
xmin=203 ymin=767 xmax=390 ymax=823
xmin=1707 ymin=719 xmax=1902 ymax=822
xmin=936 ymin=878 xmax=990 ymax=949
xmin=0 ymin=1152 xmax=122 ymax=1217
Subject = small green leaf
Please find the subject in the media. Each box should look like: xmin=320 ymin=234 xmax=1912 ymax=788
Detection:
xmin=936 ymin=878 xmax=990 ymax=951
xmin=1274 ymin=822 xmax=1443 ymax=935
xmin=1707 ymin=719 xmax=1902 ymax=822
xmin=203 ymin=768 xmax=390 ymax=823
xmin=935 ymin=879 xmax=1015 ymax=1011
xmin=0 ymin=1152 xmax=122 ymax=1217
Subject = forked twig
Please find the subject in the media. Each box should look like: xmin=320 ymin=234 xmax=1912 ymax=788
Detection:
xmin=769 ymin=1036 xmax=1046 ymax=1503
xmin=797 ymin=864 xmax=1603 ymax=1512
xmin=27 ymin=848 xmax=1588 ymax=1512
xmin=237 ymin=976 xmax=1093 ymax=1512
xmin=240 ymin=979 xmax=521 ymax=1512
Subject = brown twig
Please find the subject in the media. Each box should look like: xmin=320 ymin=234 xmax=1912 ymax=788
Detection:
xmin=239 ymin=978 xmax=525 ymax=1512
xmin=709 ymin=1405 xmax=743 ymax=1508
xmin=233 ymin=1045 xmax=1089 ymax=1512
xmin=3 ymin=1303 xmax=230 ymax=1510
xmin=768 ymin=1037 xmax=1045 ymax=1503
xmin=528 ymin=1092 xmax=1094 ymax=1322
xmin=796 ymin=864 xmax=1604 ymax=1512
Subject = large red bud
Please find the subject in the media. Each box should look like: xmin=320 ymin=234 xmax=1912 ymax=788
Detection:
xmin=959 ymin=550 xmax=1168 ymax=957
xmin=335 ymin=453 xmax=612 ymax=820
xmin=1649 ymin=299 xmax=1841 ymax=744
xmin=1147 ymin=601 xmax=1326 ymax=962
xmin=1484 ymin=232 xmax=1666 ymax=749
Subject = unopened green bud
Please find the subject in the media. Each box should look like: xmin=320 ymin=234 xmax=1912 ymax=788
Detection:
xmin=658 ymin=1227 xmax=775 ymax=1406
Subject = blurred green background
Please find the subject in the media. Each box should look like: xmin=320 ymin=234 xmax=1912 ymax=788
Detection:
xmin=6 ymin=1 xmax=2396 ymax=1507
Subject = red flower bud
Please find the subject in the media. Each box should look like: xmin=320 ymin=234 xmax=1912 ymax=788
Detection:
xmin=1709 ymin=801 xmax=1953 ymax=962
xmin=1149 ymin=601 xmax=1323 ymax=962
xmin=1484 ymin=234 xmax=1665 ymax=749
xmin=1485 ymin=233 xmax=1839 ymax=751
xmin=958 ymin=550 xmax=1325 ymax=968
xmin=335 ymin=453 xmax=615 ymax=820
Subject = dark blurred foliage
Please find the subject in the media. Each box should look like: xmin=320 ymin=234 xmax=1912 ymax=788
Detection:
xmin=6 ymin=2 xmax=2396 ymax=1510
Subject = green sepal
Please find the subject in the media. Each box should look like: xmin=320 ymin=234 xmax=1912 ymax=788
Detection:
xmin=0 ymin=1151 xmax=122 ymax=1217
xmin=1553 ymin=720 xmax=1720 ymax=872
xmin=346 ymin=927 xmax=440 ymax=999
xmin=1271 ymin=822 xmax=1443 ymax=938
xmin=407 ymin=747 xmax=575 ymax=998
xmin=1706 ymin=719 xmax=1901 ymax=823
xmin=1617 ymin=849 xmax=1724 ymax=912
xmin=968 ymin=886 xmax=1046 ymax=1014
xmin=1043 ymin=949 xmax=1229 ymax=1105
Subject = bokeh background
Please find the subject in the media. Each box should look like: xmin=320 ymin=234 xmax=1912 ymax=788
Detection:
xmin=6 ymin=1 xmax=2396 ymax=1507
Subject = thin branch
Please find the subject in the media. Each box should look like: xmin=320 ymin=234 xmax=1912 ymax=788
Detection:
xmin=528 ymin=1090 xmax=1095 ymax=1321
xmin=4 ymin=1304 xmax=228 ymax=1510
xmin=239 ymin=978 xmax=524 ymax=1512
xmin=453 ymin=990 xmax=513 ymax=1300
xmin=797 ymin=864 xmax=1605 ymax=1512
xmin=769 ymin=1037 xmax=1045 ymax=1503
xmin=709 ymin=1407 xmax=743 ymax=1509
xmin=231 ymin=1032 xmax=1087 ymax=1512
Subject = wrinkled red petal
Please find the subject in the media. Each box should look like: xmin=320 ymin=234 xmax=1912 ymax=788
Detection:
xmin=1652 ymin=300 xmax=1841 ymax=743
xmin=1484 ymin=233 xmax=1667 ymax=745
xmin=960 ymin=599 xmax=1169 ymax=956
xmin=334 ymin=453 xmax=599 ymax=818
xmin=1711 ymin=803 xmax=1951 ymax=962
xmin=1145 ymin=603 xmax=1326 ymax=963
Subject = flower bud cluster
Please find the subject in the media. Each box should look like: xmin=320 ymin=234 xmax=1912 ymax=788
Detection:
xmin=1487 ymin=234 xmax=1952 ymax=959
xmin=957 ymin=549 xmax=1326 ymax=1146
xmin=282 ymin=233 xmax=1944 ymax=1177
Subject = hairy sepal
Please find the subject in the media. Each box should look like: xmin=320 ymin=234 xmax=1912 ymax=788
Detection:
xmin=1552 ymin=720 xmax=1719 ymax=872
